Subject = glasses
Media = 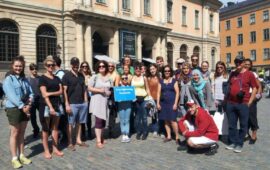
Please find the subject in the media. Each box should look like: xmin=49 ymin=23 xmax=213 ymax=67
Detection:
xmin=234 ymin=60 xmax=243 ymax=65
xmin=98 ymin=65 xmax=105 ymax=69
xmin=30 ymin=68 xmax=37 ymax=71
xmin=121 ymin=76 xmax=128 ymax=80
xmin=164 ymin=70 xmax=171 ymax=73
xmin=81 ymin=65 xmax=88 ymax=68
xmin=46 ymin=64 xmax=55 ymax=67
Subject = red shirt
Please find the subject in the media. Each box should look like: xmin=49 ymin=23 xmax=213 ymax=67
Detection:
xmin=178 ymin=108 xmax=219 ymax=141
xmin=228 ymin=70 xmax=258 ymax=104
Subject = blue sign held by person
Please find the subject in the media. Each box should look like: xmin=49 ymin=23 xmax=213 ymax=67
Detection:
xmin=113 ymin=86 xmax=136 ymax=102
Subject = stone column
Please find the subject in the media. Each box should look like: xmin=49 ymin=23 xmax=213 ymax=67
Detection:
xmin=137 ymin=32 xmax=142 ymax=61
xmin=76 ymin=22 xmax=84 ymax=62
xmin=161 ymin=36 xmax=166 ymax=60
xmin=112 ymin=28 xmax=120 ymax=63
xmin=84 ymin=24 xmax=93 ymax=67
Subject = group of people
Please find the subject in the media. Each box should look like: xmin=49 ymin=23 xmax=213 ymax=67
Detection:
xmin=2 ymin=53 xmax=262 ymax=169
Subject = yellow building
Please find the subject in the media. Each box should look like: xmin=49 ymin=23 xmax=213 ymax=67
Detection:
xmin=220 ymin=0 xmax=270 ymax=70
xmin=0 ymin=0 xmax=222 ymax=78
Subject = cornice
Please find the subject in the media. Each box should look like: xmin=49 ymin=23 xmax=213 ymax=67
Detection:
xmin=167 ymin=32 xmax=220 ymax=44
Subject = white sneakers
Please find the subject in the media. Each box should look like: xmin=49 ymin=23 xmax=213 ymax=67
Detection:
xmin=121 ymin=135 xmax=131 ymax=143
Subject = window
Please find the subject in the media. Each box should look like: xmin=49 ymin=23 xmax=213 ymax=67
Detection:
xmin=167 ymin=42 xmax=173 ymax=67
xmin=122 ymin=0 xmax=130 ymax=10
xmin=250 ymin=13 xmax=256 ymax=24
xmin=182 ymin=6 xmax=187 ymax=26
xmin=263 ymin=10 xmax=269 ymax=21
xmin=193 ymin=46 xmax=200 ymax=57
xmin=180 ymin=44 xmax=188 ymax=60
xmin=0 ymin=19 xmax=19 ymax=62
xmin=210 ymin=14 xmax=214 ymax=32
xmin=167 ymin=1 xmax=173 ymax=22
xmin=144 ymin=0 xmax=150 ymax=15
xmin=195 ymin=10 xmax=199 ymax=29
xmin=237 ymin=17 xmax=242 ymax=27
xmin=238 ymin=34 xmax=243 ymax=45
xmin=250 ymin=31 xmax=256 ymax=43
xmin=226 ymin=53 xmax=231 ymax=63
xmin=36 ymin=25 xmax=57 ymax=63
xmin=226 ymin=20 xmax=231 ymax=30
xmin=96 ymin=0 xmax=106 ymax=3
xmin=226 ymin=36 xmax=231 ymax=46
xmin=238 ymin=51 xmax=243 ymax=57
xmin=264 ymin=48 xmax=270 ymax=60
xmin=250 ymin=50 xmax=256 ymax=61
xmin=264 ymin=28 xmax=270 ymax=40
xmin=211 ymin=48 xmax=216 ymax=71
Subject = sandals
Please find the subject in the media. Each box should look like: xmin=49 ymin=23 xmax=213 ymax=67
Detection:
xmin=67 ymin=144 xmax=76 ymax=151
xmin=53 ymin=151 xmax=64 ymax=157
xmin=76 ymin=142 xmax=89 ymax=147
xmin=96 ymin=142 xmax=104 ymax=149
xmin=163 ymin=138 xmax=172 ymax=143
xmin=43 ymin=152 xmax=52 ymax=159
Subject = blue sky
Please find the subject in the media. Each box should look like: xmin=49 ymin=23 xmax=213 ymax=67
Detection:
xmin=220 ymin=0 xmax=245 ymax=6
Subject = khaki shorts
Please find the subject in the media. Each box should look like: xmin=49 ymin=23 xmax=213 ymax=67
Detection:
xmin=6 ymin=108 xmax=29 ymax=125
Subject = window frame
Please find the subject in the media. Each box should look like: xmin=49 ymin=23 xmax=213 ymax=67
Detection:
xmin=264 ymin=28 xmax=270 ymax=41
xmin=238 ymin=34 xmax=243 ymax=45
xmin=264 ymin=48 xmax=270 ymax=60
xmin=182 ymin=6 xmax=187 ymax=26
xmin=250 ymin=13 xmax=256 ymax=24
xmin=226 ymin=20 xmax=231 ymax=30
xmin=263 ymin=10 xmax=269 ymax=21
xmin=226 ymin=36 xmax=231 ymax=47
xmin=144 ymin=0 xmax=151 ymax=15
xmin=195 ymin=10 xmax=199 ymax=29
xmin=226 ymin=53 xmax=231 ymax=63
xmin=237 ymin=17 xmax=242 ymax=28
xmin=122 ymin=0 xmax=131 ymax=11
xmin=250 ymin=50 xmax=256 ymax=61
xmin=250 ymin=31 xmax=256 ymax=43
xmin=167 ymin=1 xmax=173 ymax=23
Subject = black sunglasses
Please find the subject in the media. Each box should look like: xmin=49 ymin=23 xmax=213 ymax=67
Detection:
xmin=98 ymin=65 xmax=105 ymax=68
xmin=30 ymin=68 xmax=37 ymax=71
xmin=46 ymin=64 xmax=55 ymax=67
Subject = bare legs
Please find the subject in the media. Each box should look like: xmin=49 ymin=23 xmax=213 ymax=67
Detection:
xmin=9 ymin=121 xmax=28 ymax=158
xmin=164 ymin=121 xmax=179 ymax=141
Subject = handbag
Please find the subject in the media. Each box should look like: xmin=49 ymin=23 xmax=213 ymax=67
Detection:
xmin=213 ymin=111 xmax=228 ymax=135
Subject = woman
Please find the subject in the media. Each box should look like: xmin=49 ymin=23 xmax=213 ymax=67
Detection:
xmin=115 ymin=65 xmax=133 ymax=142
xmin=158 ymin=65 xmax=180 ymax=144
xmin=39 ymin=56 xmax=64 ymax=159
xmin=146 ymin=64 xmax=161 ymax=137
xmin=80 ymin=61 xmax=92 ymax=139
xmin=3 ymin=56 xmax=33 ymax=169
xmin=201 ymin=61 xmax=211 ymax=82
xmin=244 ymin=59 xmax=262 ymax=144
xmin=212 ymin=61 xmax=228 ymax=135
xmin=88 ymin=60 xmax=113 ymax=148
xmin=131 ymin=63 xmax=151 ymax=140
xmin=178 ymin=62 xmax=198 ymax=116
xmin=191 ymin=69 xmax=215 ymax=112
xmin=117 ymin=55 xmax=135 ymax=75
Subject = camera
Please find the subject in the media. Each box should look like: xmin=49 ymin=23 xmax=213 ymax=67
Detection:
xmin=236 ymin=90 xmax=245 ymax=101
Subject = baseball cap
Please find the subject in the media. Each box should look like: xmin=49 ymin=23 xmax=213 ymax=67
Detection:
xmin=234 ymin=56 xmax=245 ymax=64
xmin=70 ymin=57 xmax=80 ymax=65
xmin=176 ymin=58 xmax=185 ymax=64
xmin=186 ymin=99 xmax=195 ymax=107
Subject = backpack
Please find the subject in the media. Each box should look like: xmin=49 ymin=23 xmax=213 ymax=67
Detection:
xmin=0 ymin=83 xmax=4 ymax=99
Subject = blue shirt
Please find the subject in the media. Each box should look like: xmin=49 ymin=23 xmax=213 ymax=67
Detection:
xmin=3 ymin=75 xmax=34 ymax=109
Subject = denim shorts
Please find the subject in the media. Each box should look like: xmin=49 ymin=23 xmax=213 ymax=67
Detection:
xmin=68 ymin=103 xmax=88 ymax=125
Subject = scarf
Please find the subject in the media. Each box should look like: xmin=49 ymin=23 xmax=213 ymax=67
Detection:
xmin=191 ymin=69 xmax=206 ymax=108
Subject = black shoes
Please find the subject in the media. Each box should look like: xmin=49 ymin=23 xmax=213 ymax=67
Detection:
xmin=205 ymin=143 xmax=219 ymax=156
xmin=141 ymin=134 xmax=148 ymax=140
xmin=136 ymin=133 xmax=142 ymax=140
xmin=249 ymin=138 xmax=257 ymax=144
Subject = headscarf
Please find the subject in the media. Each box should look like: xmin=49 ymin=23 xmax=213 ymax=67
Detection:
xmin=191 ymin=69 xmax=206 ymax=108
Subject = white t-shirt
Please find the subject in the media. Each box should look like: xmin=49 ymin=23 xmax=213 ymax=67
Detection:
xmin=213 ymin=75 xmax=228 ymax=100
xmin=249 ymin=72 xmax=258 ymax=93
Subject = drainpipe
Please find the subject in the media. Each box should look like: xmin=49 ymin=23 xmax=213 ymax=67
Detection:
xmin=201 ymin=0 xmax=204 ymax=61
xmin=62 ymin=0 xmax=65 ymax=69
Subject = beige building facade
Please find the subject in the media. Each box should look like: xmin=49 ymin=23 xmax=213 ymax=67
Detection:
xmin=0 ymin=0 xmax=222 ymax=78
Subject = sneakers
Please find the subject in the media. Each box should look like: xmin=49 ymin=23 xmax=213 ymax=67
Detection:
xmin=153 ymin=132 xmax=158 ymax=138
xmin=11 ymin=159 xmax=22 ymax=169
xmin=19 ymin=155 xmax=32 ymax=165
xmin=233 ymin=145 xmax=242 ymax=153
xmin=121 ymin=135 xmax=131 ymax=143
xmin=205 ymin=143 xmax=219 ymax=156
xmin=225 ymin=144 xmax=236 ymax=150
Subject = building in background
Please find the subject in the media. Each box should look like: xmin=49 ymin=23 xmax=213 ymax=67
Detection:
xmin=220 ymin=0 xmax=270 ymax=71
xmin=0 ymin=0 xmax=222 ymax=79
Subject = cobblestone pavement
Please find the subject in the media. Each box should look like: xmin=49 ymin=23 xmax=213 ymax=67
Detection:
xmin=0 ymin=98 xmax=270 ymax=170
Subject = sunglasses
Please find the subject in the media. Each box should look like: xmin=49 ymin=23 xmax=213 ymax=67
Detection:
xmin=98 ymin=65 xmax=105 ymax=68
xmin=30 ymin=68 xmax=37 ymax=71
xmin=46 ymin=64 xmax=55 ymax=67
xmin=164 ymin=70 xmax=171 ymax=73
xmin=81 ymin=65 xmax=88 ymax=68
xmin=234 ymin=60 xmax=243 ymax=65
xmin=121 ymin=76 xmax=128 ymax=80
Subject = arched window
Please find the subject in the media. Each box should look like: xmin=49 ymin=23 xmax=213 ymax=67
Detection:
xmin=36 ymin=25 xmax=57 ymax=63
xmin=180 ymin=44 xmax=187 ymax=60
xmin=0 ymin=19 xmax=19 ymax=61
xmin=193 ymin=46 xmax=200 ymax=57
xmin=167 ymin=42 xmax=173 ymax=67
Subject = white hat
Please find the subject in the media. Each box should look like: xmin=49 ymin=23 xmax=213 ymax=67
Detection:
xmin=176 ymin=58 xmax=185 ymax=64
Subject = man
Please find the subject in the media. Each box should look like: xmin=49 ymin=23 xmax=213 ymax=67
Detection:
xmin=225 ymin=56 xmax=258 ymax=153
xmin=27 ymin=63 xmax=40 ymax=138
xmin=156 ymin=56 xmax=164 ymax=73
xmin=62 ymin=57 xmax=89 ymax=150
xmin=178 ymin=100 xmax=219 ymax=155
xmin=53 ymin=56 xmax=68 ymax=144
xmin=174 ymin=58 xmax=185 ymax=81
xmin=190 ymin=55 xmax=200 ymax=70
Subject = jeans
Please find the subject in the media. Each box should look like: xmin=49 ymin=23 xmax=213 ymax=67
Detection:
xmin=135 ymin=100 xmax=148 ymax=135
xmin=226 ymin=102 xmax=249 ymax=146
xmin=248 ymin=100 xmax=259 ymax=131
xmin=118 ymin=101 xmax=132 ymax=135
xmin=69 ymin=103 xmax=88 ymax=125
xmin=29 ymin=99 xmax=40 ymax=133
